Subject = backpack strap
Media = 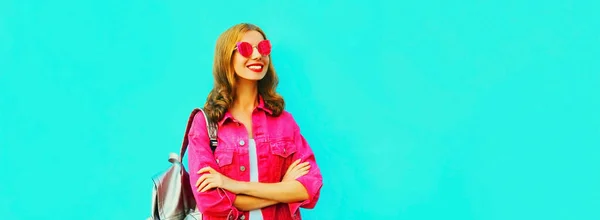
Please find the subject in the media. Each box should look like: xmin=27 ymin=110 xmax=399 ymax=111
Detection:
xmin=179 ymin=108 xmax=218 ymax=161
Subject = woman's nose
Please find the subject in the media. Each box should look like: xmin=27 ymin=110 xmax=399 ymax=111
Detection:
xmin=250 ymin=47 xmax=262 ymax=60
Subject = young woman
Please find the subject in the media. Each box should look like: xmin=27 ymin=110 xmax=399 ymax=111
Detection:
xmin=186 ymin=23 xmax=323 ymax=220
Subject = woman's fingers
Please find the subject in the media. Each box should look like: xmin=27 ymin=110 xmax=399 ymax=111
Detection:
xmin=299 ymin=165 xmax=311 ymax=172
xmin=291 ymin=165 xmax=310 ymax=180
xmin=284 ymin=160 xmax=311 ymax=181
xmin=292 ymin=162 xmax=310 ymax=171
xmin=294 ymin=170 xmax=310 ymax=179
xmin=196 ymin=174 xmax=211 ymax=187
xmin=196 ymin=180 xmax=210 ymax=192
xmin=200 ymin=182 xmax=217 ymax=192
xmin=196 ymin=174 xmax=212 ymax=192
xmin=198 ymin=166 xmax=215 ymax=174
xmin=287 ymin=159 xmax=301 ymax=173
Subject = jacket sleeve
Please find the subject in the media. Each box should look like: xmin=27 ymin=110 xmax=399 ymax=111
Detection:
xmin=287 ymin=119 xmax=324 ymax=216
xmin=187 ymin=112 xmax=241 ymax=218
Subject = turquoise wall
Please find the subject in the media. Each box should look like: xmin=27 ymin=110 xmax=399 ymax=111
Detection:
xmin=1 ymin=0 xmax=598 ymax=219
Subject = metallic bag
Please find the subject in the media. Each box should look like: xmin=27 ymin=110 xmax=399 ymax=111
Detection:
xmin=148 ymin=108 xmax=217 ymax=220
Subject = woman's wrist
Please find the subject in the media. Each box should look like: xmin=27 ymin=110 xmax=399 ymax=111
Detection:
xmin=225 ymin=179 xmax=246 ymax=194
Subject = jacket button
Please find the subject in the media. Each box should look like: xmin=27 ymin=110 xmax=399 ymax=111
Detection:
xmin=240 ymin=215 xmax=246 ymax=220
xmin=239 ymin=140 xmax=245 ymax=146
xmin=240 ymin=166 xmax=246 ymax=172
xmin=216 ymin=159 xmax=220 ymax=164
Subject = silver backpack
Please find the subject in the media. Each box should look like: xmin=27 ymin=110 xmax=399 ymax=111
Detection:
xmin=148 ymin=108 xmax=217 ymax=220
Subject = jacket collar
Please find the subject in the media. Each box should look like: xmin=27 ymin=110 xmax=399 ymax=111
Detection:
xmin=218 ymin=95 xmax=272 ymax=126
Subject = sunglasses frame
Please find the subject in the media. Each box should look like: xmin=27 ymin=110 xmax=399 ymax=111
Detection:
xmin=234 ymin=40 xmax=271 ymax=58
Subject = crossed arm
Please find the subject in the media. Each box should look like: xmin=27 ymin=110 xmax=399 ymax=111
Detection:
xmin=196 ymin=160 xmax=310 ymax=211
xmin=233 ymin=195 xmax=278 ymax=211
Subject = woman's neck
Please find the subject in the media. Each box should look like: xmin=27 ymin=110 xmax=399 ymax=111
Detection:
xmin=233 ymin=79 xmax=258 ymax=113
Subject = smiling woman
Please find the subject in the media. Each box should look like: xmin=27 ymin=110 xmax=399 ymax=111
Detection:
xmin=186 ymin=23 xmax=324 ymax=220
xmin=231 ymin=32 xmax=271 ymax=83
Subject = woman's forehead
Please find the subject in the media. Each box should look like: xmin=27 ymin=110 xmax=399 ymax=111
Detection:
xmin=240 ymin=31 xmax=265 ymax=44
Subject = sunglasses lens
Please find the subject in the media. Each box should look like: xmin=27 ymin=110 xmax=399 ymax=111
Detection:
xmin=257 ymin=40 xmax=271 ymax=56
xmin=237 ymin=42 xmax=253 ymax=57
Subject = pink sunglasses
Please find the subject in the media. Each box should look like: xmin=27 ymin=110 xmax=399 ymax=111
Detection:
xmin=235 ymin=40 xmax=272 ymax=58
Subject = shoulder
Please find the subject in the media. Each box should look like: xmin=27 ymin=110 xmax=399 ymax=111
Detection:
xmin=271 ymin=110 xmax=298 ymax=125
xmin=189 ymin=109 xmax=209 ymax=137
xmin=266 ymin=110 xmax=301 ymax=135
xmin=278 ymin=110 xmax=295 ymax=121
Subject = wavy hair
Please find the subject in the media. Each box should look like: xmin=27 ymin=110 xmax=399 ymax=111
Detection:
xmin=203 ymin=23 xmax=285 ymax=123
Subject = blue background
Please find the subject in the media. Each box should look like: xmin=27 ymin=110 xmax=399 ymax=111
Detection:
xmin=1 ymin=0 xmax=599 ymax=219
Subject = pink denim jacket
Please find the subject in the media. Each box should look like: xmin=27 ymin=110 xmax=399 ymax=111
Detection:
xmin=187 ymin=96 xmax=323 ymax=220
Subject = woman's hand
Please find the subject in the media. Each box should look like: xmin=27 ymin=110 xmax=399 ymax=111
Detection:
xmin=282 ymin=159 xmax=310 ymax=182
xmin=196 ymin=166 xmax=239 ymax=193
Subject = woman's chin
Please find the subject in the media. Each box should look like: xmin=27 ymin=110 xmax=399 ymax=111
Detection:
xmin=238 ymin=72 xmax=267 ymax=81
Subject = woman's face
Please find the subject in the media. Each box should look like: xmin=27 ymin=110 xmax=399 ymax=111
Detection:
xmin=232 ymin=30 xmax=271 ymax=82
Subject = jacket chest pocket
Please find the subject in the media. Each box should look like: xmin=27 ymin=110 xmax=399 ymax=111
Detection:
xmin=269 ymin=139 xmax=298 ymax=179
xmin=214 ymin=148 xmax=234 ymax=175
